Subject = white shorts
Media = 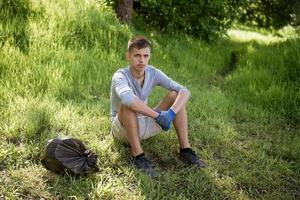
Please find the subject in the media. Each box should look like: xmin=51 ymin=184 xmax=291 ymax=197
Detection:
xmin=111 ymin=114 xmax=162 ymax=141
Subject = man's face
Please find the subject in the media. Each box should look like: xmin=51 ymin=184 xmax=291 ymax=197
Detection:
xmin=126 ymin=47 xmax=151 ymax=73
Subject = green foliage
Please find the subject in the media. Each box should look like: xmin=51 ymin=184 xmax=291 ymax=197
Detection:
xmin=133 ymin=0 xmax=242 ymax=41
xmin=107 ymin=0 xmax=298 ymax=38
xmin=238 ymin=0 xmax=298 ymax=28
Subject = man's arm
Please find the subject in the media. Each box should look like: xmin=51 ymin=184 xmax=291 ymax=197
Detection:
xmin=170 ymin=88 xmax=191 ymax=114
xmin=128 ymin=88 xmax=190 ymax=120
xmin=113 ymin=71 xmax=159 ymax=118
xmin=154 ymin=69 xmax=191 ymax=113
xmin=154 ymin=88 xmax=191 ymax=130
xmin=128 ymin=97 xmax=159 ymax=118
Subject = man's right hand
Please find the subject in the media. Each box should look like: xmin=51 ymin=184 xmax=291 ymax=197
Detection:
xmin=155 ymin=109 xmax=176 ymax=131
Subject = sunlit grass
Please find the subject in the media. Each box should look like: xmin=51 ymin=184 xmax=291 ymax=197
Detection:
xmin=227 ymin=25 xmax=299 ymax=44
xmin=0 ymin=0 xmax=299 ymax=199
xmin=227 ymin=29 xmax=283 ymax=44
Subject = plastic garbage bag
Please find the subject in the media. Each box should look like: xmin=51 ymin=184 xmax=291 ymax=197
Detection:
xmin=41 ymin=138 xmax=99 ymax=175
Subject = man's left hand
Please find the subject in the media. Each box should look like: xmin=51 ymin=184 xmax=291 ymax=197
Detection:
xmin=155 ymin=109 xmax=176 ymax=131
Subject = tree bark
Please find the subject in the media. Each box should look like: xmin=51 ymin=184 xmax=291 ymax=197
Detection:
xmin=296 ymin=1 xmax=300 ymax=25
xmin=116 ymin=0 xmax=133 ymax=25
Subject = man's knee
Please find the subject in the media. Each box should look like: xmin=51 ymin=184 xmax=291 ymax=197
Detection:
xmin=167 ymin=91 xmax=178 ymax=103
xmin=119 ymin=104 xmax=133 ymax=113
xmin=118 ymin=104 xmax=136 ymax=122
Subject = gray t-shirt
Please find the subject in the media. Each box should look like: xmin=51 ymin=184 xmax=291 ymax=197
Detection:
xmin=110 ymin=65 xmax=187 ymax=119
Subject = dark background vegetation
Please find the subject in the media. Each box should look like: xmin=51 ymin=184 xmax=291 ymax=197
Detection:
xmin=1 ymin=0 xmax=299 ymax=43
xmin=107 ymin=0 xmax=300 ymax=40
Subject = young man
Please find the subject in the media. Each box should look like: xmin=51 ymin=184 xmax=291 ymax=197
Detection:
xmin=110 ymin=36 xmax=206 ymax=177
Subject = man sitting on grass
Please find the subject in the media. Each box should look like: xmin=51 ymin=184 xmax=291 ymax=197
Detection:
xmin=110 ymin=36 xmax=206 ymax=177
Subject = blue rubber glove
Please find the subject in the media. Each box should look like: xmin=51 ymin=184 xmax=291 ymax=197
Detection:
xmin=155 ymin=109 xmax=176 ymax=131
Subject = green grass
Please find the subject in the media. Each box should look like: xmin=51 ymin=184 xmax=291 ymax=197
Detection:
xmin=0 ymin=0 xmax=299 ymax=199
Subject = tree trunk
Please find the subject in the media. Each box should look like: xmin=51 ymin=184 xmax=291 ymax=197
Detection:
xmin=296 ymin=1 xmax=300 ymax=25
xmin=116 ymin=0 xmax=133 ymax=25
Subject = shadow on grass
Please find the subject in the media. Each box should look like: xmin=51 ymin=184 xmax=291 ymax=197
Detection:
xmin=135 ymin=167 xmax=242 ymax=200
xmin=109 ymin=134 xmax=240 ymax=199
xmin=43 ymin=171 xmax=96 ymax=199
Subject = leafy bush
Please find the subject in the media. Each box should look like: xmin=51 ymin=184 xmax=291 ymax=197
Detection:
xmin=133 ymin=0 xmax=242 ymax=41
xmin=238 ymin=0 xmax=298 ymax=28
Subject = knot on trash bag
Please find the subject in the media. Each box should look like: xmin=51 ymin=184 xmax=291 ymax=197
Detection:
xmin=84 ymin=149 xmax=97 ymax=167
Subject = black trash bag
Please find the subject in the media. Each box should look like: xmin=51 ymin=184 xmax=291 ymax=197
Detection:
xmin=41 ymin=138 xmax=99 ymax=175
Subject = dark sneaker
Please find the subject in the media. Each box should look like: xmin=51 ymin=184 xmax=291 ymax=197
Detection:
xmin=179 ymin=149 xmax=207 ymax=168
xmin=133 ymin=156 xmax=159 ymax=178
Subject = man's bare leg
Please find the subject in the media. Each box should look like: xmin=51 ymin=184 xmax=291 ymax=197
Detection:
xmin=155 ymin=91 xmax=191 ymax=148
xmin=157 ymin=91 xmax=207 ymax=168
xmin=118 ymin=105 xmax=143 ymax=156
xmin=173 ymin=107 xmax=191 ymax=148
xmin=118 ymin=104 xmax=159 ymax=177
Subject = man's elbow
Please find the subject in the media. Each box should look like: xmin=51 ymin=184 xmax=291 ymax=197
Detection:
xmin=120 ymin=94 xmax=136 ymax=107
xmin=180 ymin=88 xmax=191 ymax=99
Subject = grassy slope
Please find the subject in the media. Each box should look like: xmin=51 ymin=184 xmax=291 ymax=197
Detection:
xmin=0 ymin=0 xmax=299 ymax=199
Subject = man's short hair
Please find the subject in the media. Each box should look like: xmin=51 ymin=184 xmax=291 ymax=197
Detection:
xmin=127 ymin=36 xmax=151 ymax=52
